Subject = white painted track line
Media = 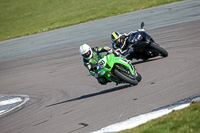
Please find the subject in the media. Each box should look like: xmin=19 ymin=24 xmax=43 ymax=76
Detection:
xmin=0 ymin=95 xmax=29 ymax=116
xmin=92 ymin=98 xmax=200 ymax=133
xmin=0 ymin=98 xmax=22 ymax=106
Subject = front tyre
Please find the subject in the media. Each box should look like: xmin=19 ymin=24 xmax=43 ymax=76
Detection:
xmin=150 ymin=43 xmax=168 ymax=57
xmin=136 ymin=72 xmax=142 ymax=82
xmin=113 ymin=69 xmax=138 ymax=85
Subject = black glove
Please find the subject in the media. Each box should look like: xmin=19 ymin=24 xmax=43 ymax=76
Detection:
xmin=108 ymin=49 xmax=113 ymax=54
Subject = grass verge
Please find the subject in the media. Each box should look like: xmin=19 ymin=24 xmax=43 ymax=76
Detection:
xmin=119 ymin=101 xmax=200 ymax=133
xmin=0 ymin=0 xmax=181 ymax=41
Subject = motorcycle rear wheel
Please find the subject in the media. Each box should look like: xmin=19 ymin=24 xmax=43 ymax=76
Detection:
xmin=150 ymin=43 xmax=168 ymax=57
xmin=113 ymin=69 xmax=138 ymax=85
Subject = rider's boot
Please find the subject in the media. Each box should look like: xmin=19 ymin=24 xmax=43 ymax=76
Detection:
xmin=98 ymin=77 xmax=110 ymax=85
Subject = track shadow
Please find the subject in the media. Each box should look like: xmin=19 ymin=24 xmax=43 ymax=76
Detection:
xmin=46 ymin=84 xmax=131 ymax=107
xmin=132 ymin=57 xmax=163 ymax=65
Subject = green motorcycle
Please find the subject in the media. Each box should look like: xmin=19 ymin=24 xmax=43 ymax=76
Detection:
xmin=97 ymin=53 xmax=141 ymax=85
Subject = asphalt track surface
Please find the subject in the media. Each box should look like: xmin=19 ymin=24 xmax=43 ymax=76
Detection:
xmin=0 ymin=0 xmax=200 ymax=133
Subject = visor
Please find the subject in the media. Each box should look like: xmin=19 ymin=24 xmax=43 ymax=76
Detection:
xmin=82 ymin=50 xmax=91 ymax=59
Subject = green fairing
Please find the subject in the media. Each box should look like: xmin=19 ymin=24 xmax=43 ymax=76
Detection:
xmin=97 ymin=54 xmax=136 ymax=84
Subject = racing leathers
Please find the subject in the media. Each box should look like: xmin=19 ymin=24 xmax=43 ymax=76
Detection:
xmin=112 ymin=31 xmax=136 ymax=60
xmin=83 ymin=46 xmax=113 ymax=85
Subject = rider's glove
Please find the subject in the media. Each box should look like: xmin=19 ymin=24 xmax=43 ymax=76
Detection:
xmin=108 ymin=49 xmax=113 ymax=54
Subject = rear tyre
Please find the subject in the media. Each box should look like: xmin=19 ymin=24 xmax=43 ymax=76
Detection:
xmin=150 ymin=43 xmax=168 ymax=57
xmin=113 ymin=69 xmax=138 ymax=85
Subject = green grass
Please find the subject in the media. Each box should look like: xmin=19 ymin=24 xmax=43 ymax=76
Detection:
xmin=0 ymin=0 xmax=181 ymax=41
xmin=119 ymin=101 xmax=200 ymax=133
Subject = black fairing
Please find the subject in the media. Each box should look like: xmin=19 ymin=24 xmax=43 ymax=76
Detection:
xmin=139 ymin=31 xmax=154 ymax=43
xmin=129 ymin=32 xmax=154 ymax=52
xmin=127 ymin=31 xmax=157 ymax=60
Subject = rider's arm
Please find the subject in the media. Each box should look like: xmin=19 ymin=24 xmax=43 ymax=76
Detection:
xmin=97 ymin=46 xmax=121 ymax=57
xmin=83 ymin=58 xmax=96 ymax=76
xmin=112 ymin=43 xmax=118 ymax=50
xmin=94 ymin=46 xmax=112 ymax=54
xmin=124 ymin=31 xmax=137 ymax=37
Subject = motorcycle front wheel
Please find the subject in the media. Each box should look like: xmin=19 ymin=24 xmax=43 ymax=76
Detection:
xmin=136 ymin=72 xmax=142 ymax=82
xmin=113 ymin=68 xmax=138 ymax=85
xmin=150 ymin=43 xmax=168 ymax=57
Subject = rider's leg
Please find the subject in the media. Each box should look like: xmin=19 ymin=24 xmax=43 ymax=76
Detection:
xmin=125 ymin=54 xmax=132 ymax=60
xmin=97 ymin=77 xmax=110 ymax=85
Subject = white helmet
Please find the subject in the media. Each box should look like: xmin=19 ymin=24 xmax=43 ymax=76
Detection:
xmin=79 ymin=44 xmax=93 ymax=60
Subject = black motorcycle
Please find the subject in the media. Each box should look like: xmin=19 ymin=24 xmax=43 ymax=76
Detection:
xmin=116 ymin=22 xmax=168 ymax=60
